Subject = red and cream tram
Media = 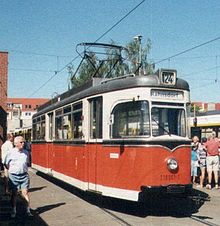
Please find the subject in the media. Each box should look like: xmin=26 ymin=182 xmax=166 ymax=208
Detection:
xmin=32 ymin=68 xmax=192 ymax=201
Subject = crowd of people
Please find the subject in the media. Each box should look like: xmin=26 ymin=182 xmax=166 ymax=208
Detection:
xmin=0 ymin=133 xmax=32 ymax=218
xmin=191 ymin=131 xmax=220 ymax=189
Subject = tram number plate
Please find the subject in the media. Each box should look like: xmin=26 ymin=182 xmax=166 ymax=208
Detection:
xmin=160 ymin=70 xmax=176 ymax=86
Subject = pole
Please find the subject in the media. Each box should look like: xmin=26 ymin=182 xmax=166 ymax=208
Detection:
xmin=138 ymin=36 xmax=142 ymax=76
xmin=133 ymin=35 xmax=142 ymax=76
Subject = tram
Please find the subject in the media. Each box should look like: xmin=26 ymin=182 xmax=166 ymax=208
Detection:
xmin=191 ymin=110 xmax=220 ymax=140
xmin=31 ymin=43 xmax=192 ymax=201
xmin=14 ymin=127 xmax=32 ymax=141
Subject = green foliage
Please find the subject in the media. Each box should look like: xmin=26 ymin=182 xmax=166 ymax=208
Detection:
xmin=125 ymin=38 xmax=154 ymax=75
xmin=190 ymin=104 xmax=201 ymax=113
xmin=71 ymin=52 xmax=98 ymax=87
xmin=104 ymin=40 xmax=129 ymax=77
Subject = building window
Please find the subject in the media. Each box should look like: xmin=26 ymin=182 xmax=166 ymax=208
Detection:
xmin=13 ymin=111 xmax=18 ymax=117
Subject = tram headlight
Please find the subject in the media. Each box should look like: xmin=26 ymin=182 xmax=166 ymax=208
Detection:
xmin=167 ymin=158 xmax=178 ymax=172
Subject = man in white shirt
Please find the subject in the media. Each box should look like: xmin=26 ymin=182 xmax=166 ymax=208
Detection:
xmin=4 ymin=136 xmax=32 ymax=218
xmin=1 ymin=133 xmax=14 ymax=195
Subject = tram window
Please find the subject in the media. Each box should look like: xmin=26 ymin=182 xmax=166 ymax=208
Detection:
xmin=33 ymin=122 xmax=37 ymax=140
xmin=41 ymin=116 xmax=46 ymax=139
xmin=64 ymin=106 xmax=71 ymax=114
xmin=32 ymin=116 xmax=45 ymax=140
xmin=55 ymin=106 xmax=73 ymax=140
xmin=111 ymin=101 xmax=150 ymax=138
xmin=151 ymin=107 xmax=186 ymax=137
xmin=72 ymin=103 xmax=83 ymax=139
xmin=63 ymin=114 xmax=72 ymax=139
xmin=48 ymin=113 xmax=54 ymax=140
xmin=89 ymin=97 xmax=103 ymax=139
xmin=55 ymin=111 xmax=63 ymax=140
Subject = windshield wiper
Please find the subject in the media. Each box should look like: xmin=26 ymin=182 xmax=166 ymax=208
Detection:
xmin=152 ymin=117 xmax=171 ymax=136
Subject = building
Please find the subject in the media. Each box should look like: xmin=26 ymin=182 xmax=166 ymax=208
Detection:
xmin=7 ymin=98 xmax=49 ymax=134
xmin=0 ymin=51 xmax=8 ymax=146
xmin=192 ymin=101 xmax=220 ymax=112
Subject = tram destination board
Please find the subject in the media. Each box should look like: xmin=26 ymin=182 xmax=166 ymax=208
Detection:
xmin=159 ymin=69 xmax=177 ymax=86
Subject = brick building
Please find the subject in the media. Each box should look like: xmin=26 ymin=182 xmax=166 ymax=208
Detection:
xmin=0 ymin=51 xmax=8 ymax=146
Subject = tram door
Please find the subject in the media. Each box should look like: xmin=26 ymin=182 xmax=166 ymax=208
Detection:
xmin=47 ymin=112 xmax=54 ymax=174
xmin=88 ymin=97 xmax=103 ymax=191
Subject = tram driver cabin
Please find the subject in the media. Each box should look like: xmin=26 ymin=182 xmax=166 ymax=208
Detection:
xmin=31 ymin=69 xmax=192 ymax=202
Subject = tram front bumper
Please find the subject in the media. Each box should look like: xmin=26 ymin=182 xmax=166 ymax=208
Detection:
xmin=140 ymin=184 xmax=192 ymax=195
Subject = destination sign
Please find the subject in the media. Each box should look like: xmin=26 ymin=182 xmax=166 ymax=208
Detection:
xmin=159 ymin=69 xmax=177 ymax=86
xmin=151 ymin=89 xmax=183 ymax=100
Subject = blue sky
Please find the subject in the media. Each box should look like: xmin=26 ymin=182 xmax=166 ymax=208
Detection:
xmin=1 ymin=0 xmax=220 ymax=102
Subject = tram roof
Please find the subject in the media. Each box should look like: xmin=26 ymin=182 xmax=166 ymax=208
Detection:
xmin=34 ymin=73 xmax=189 ymax=117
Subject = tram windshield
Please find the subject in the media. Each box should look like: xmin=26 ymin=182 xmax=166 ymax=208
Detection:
xmin=151 ymin=107 xmax=186 ymax=137
xmin=112 ymin=101 xmax=150 ymax=138
xmin=111 ymin=101 xmax=186 ymax=138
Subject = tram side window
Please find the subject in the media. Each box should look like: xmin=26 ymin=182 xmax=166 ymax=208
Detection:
xmin=48 ymin=113 xmax=54 ymax=140
xmin=41 ymin=116 xmax=46 ymax=139
xmin=111 ymin=101 xmax=150 ymax=138
xmin=33 ymin=119 xmax=37 ymax=140
xmin=90 ymin=97 xmax=103 ymax=139
xmin=72 ymin=103 xmax=83 ymax=139
xmin=32 ymin=116 xmax=45 ymax=140
xmin=55 ymin=109 xmax=63 ymax=140
xmin=63 ymin=106 xmax=72 ymax=140
xmin=55 ymin=108 xmax=72 ymax=140
xmin=151 ymin=107 xmax=186 ymax=137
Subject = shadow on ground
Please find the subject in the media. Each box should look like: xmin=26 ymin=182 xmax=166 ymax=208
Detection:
xmin=36 ymin=171 xmax=210 ymax=218
xmin=0 ymin=192 xmax=49 ymax=226
xmin=29 ymin=186 xmax=47 ymax=193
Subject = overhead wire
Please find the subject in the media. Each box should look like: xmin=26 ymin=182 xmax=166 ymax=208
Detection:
xmin=27 ymin=2 xmax=220 ymax=97
xmin=28 ymin=0 xmax=146 ymax=97
xmin=153 ymin=36 xmax=220 ymax=93
xmin=153 ymin=36 xmax=220 ymax=65
xmin=10 ymin=68 xmax=55 ymax=73
xmin=191 ymin=81 xmax=218 ymax=90
xmin=6 ymin=49 xmax=72 ymax=58
xmin=181 ymin=65 xmax=220 ymax=78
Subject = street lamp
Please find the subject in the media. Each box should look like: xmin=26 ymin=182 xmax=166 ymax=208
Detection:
xmin=133 ymin=35 xmax=142 ymax=76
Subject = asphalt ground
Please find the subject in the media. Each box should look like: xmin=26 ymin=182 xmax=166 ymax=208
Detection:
xmin=1 ymin=169 xmax=220 ymax=226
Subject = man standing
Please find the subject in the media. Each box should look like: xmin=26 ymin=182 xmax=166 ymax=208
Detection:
xmin=204 ymin=131 xmax=220 ymax=189
xmin=4 ymin=136 xmax=32 ymax=218
xmin=1 ymin=133 xmax=14 ymax=195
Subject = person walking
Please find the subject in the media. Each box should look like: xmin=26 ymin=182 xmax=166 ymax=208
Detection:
xmin=1 ymin=133 xmax=14 ymax=195
xmin=4 ymin=136 xmax=32 ymax=218
xmin=204 ymin=131 xmax=220 ymax=189
xmin=191 ymin=136 xmax=200 ymax=185
xmin=197 ymin=137 xmax=207 ymax=188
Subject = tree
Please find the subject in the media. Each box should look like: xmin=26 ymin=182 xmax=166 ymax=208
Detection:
xmin=190 ymin=104 xmax=201 ymax=113
xmin=125 ymin=38 xmax=153 ymax=75
xmin=70 ymin=52 xmax=98 ymax=87
xmin=104 ymin=40 xmax=129 ymax=78
xmin=69 ymin=37 xmax=153 ymax=87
